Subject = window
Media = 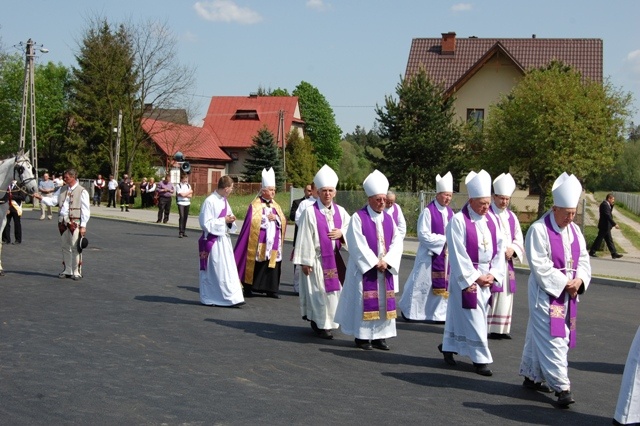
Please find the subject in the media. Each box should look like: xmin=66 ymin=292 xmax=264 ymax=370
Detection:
xmin=467 ymin=108 xmax=484 ymax=129
xmin=233 ymin=109 xmax=259 ymax=120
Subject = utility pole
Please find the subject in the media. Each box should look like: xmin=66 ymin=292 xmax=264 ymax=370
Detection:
xmin=113 ymin=110 xmax=123 ymax=179
xmin=18 ymin=38 xmax=48 ymax=177
xmin=277 ymin=109 xmax=286 ymax=190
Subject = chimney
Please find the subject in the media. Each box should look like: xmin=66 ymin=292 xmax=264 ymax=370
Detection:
xmin=441 ymin=32 xmax=456 ymax=55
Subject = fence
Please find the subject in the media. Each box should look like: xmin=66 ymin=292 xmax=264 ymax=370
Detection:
xmin=613 ymin=192 xmax=640 ymax=216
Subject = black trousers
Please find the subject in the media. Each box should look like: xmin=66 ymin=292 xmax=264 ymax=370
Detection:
xmin=107 ymin=190 xmax=116 ymax=207
xmin=591 ymin=227 xmax=617 ymax=255
xmin=93 ymin=189 xmax=103 ymax=205
xmin=157 ymin=197 xmax=172 ymax=222
xmin=178 ymin=204 xmax=190 ymax=235
xmin=3 ymin=208 xmax=22 ymax=243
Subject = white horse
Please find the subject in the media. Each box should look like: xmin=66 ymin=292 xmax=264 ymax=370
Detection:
xmin=0 ymin=152 xmax=39 ymax=275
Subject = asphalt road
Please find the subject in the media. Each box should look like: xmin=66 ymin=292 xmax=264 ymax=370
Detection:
xmin=1 ymin=213 xmax=637 ymax=425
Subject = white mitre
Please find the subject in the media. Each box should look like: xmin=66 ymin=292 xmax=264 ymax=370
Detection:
xmin=436 ymin=171 xmax=453 ymax=193
xmin=261 ymin=168 xmax=276 ymax=188
xmin=363 ymin=170 xmax=389 ymax=197
xmin=313 ymin=164 xmax=339 ymax=189
xmin=493 ymin=173 xmax=516 ymax=197
xmin=552 ymin=172 xmax=582 ymax=208
xmin=465 ymin=169 xmax=492 ymax=199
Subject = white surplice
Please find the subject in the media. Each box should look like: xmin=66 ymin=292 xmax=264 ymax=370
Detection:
xmin=335 ymin=206 xmax=403 ymax=340
xmin=442 ymin=204 xmax=505 ymax=364
xmin=487 ymin=203 xmax=524 ymax=334
xmin=199 ymin=191 xmax=244 ymax=306
xmin=519 ymin=211 xmax=591 ymax=392
xmin=399 ymin=201 xmax=450 ymax=321
xmin=384 ymin=203 xmax=406 ymax=293
xmin=293 ymin=200 xmax=351 ymax=329
xmin=614 ymin=325 xmax=640 ymax=425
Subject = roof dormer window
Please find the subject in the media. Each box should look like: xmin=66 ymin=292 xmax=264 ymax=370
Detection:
xmin=234 ymin=109 xmax=259 ymax=120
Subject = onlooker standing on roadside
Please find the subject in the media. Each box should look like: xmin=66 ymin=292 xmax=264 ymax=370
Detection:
xmin=93 ymin=174 xmax=105 ymax=207
xmin=2 ymin=179 xmax=24 ymax=245
xmin=107 ymin=175 xmax=118 ymax=208
xmin=176 ymin=175 xmax=193 ymax=238
xmin=147 ymin=178 xmax=157 ymax=208
xmin=38 ymin=173 xmax=56 ymax=220
xmin=156 ymin=175 xmax=174 ymax=224
xmin=140 ymin=178 xmax=149 ymax=208
xmin=118 ymin=176 xmax=133 ymax=212
xmin=589 ymin=193 xmax=623 ymax=259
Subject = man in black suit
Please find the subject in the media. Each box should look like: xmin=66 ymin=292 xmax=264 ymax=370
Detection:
xmin=590 ymin=193 xmax=623 ymax=259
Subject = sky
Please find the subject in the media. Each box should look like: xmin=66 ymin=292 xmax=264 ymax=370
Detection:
xmin=1 ymin=0 xmax=639 ymax=135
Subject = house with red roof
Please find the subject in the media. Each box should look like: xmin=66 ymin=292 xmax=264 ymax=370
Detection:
xmin=142 ymin=118 xmax=231 ymax=195
xmin=405 ymin=32 xmax=603 ymax=125
xmin=203 ymin=95 xmax=304 ymax=179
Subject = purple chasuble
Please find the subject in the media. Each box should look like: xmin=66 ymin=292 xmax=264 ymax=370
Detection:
xmin=199 ymin=198 xmax=228 ymax=271
xmin=461 ymin=204 xmax=497 ymax=309
xmin=313 ymin=202 xmax=343 ymax=293
xmin=355 ymin=208 xmax=396 ymax=321
xmin=544 ymin=214 xmax=581 ymax=348
xmin=490 ymin=205 xmax=518 ymax=293
xmin=427 ymin=201 xmax=453 ymax=290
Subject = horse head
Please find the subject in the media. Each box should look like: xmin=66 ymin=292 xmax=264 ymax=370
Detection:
xmin=13 ymin=153 xmax=38 ymax=195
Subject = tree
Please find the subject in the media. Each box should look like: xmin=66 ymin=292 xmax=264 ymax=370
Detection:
xmin=243 ymin=127 xmax=284 ymax=189
xmin=375 ymin=69 xmax=462 ymax=191
xmin=71 ymin=17 xmax=196 ymax=178
xmin=484 ymin=61 xmax=632 ymax=217
xmin=285 ymin=130 xmax=316 ymax=187
xmin=292 ymin=81 xmax=342 ymax=170
xmin=0 ymin=53 xmax=71 ymax=167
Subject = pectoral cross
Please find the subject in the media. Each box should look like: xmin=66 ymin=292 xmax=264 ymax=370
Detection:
xmin=566 ymin=257 xmax=574 ymax=272
xmin=480 ymin=237 xmax=489 ymax=252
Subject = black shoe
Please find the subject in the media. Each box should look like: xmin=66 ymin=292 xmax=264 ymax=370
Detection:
xmin=556 ymin=390 xmax=575 ymax=407
xmin=318 ymin=329 xmax=333 ymax=340
xmin=126 ymin=208 xmax=129 ymax=212
xmin=371 ymin=339 xmax=390 ymax=350
xmin=0 ymin=270 xmax=5 ymax=276
xmin=163 ymin=220 xmax=168 ymax=224
xmin=267 ymin=292 xmax=280 ymax=299
xmin=13 ymin=241 xmax=21 ymax=245
xmin=355 ymin=338 xmax=373 ymax=350
xmin=243 ymin=289 xmax=253 ymax=298
xmin=589 ymin=252 xmax=597 ymax=257
xmin=310 ymin=321 xmax=320 ymax=334
xmin=488 ymin=332 xmax=503 ymax=340
xmin=523 ymin=377 xmax=553 ymax=393
xmin=502 ymin=333 xmax=512 ymax=340
xmin=179 ymin=234 xmax=183 ymax=238
xmin=182 ymin=234 xmax=188 ymax=238
xmin=58 ymin=273 xmax=72 ymax=279
xmin=230 ymin=302 xmax=246 ymax=308
xmin=121 ymin=207 xmax=124 ymax=211
xmin=438 ymin=344 xmax=457 ymax=366
xmin=155 ymin=220 xmax=161 ymax=223
xmin=612 ymin=253 xmax=623 ymax=259
xmin=473 ymin=363 xmax=493 ymax=376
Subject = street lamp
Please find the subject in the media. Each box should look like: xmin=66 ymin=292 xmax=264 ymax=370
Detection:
xmin=18 ymin=38 xmax=48 ymax=180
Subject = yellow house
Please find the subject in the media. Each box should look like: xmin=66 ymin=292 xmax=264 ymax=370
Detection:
xmin=405 ymin=32 xmax=603 ymax=125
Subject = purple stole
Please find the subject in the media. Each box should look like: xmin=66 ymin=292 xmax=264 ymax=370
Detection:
xmin=461 ymin=205 xmax=497 ymax=309
xmin=544 ymin=214 xmax=580 ymax=348
xmin=390 ymin=205 xmax=399 ymax=225
xmin=313 ymin=202 xmax=343 ymax=293
xmin=490 ymin=205 xmax=518 ymax=293
xmin=356 ymin=208 xmax=396 ymax=321
xmin=199 ymin=197 xmax=228 ymax=271
xmin=427 ymin=201 xmax=453 ymax=292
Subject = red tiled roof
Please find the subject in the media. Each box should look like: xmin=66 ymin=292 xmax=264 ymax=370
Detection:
xmin=406 ymin=36 xmax=603 ymax=95
xmin=142 ymin=118 xmax=231 ymax=162
xmin=203 ymin=96 xmax=304 ymax=149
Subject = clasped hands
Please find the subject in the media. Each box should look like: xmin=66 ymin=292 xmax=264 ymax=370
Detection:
xmin=565 ymin=278 xmax=582 ymax=298
xmin=467 ymin=274 xmax=495 ymax=292
xmin=225 ymin=214 xmax=236 ymax=224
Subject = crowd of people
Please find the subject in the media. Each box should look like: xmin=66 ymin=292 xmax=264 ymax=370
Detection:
xmin=11 ymin=165 xmax=637 ymax=423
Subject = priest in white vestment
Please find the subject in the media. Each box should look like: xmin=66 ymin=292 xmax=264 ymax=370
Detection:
xmin=399 ymin=172 xmax=454 ymax=322
xmin=293 ymin=165 xmax=350 ymax=339
xmin=519 ymin=172 xmax=591 ymax=407
xmin=487 ymin=173 xmax=524 ymax=339
xmin=335 ymin=170 xmax=403 ymax=351
xmin=439 ymin=170 xmax=505 ymax=377
xmin=384 ymin=190 xmax=406 ymax=293
xmin=198 ymin=176 xmax=245 ymax=307
xmin=614 ymin=325 xmax=640 ymax=425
